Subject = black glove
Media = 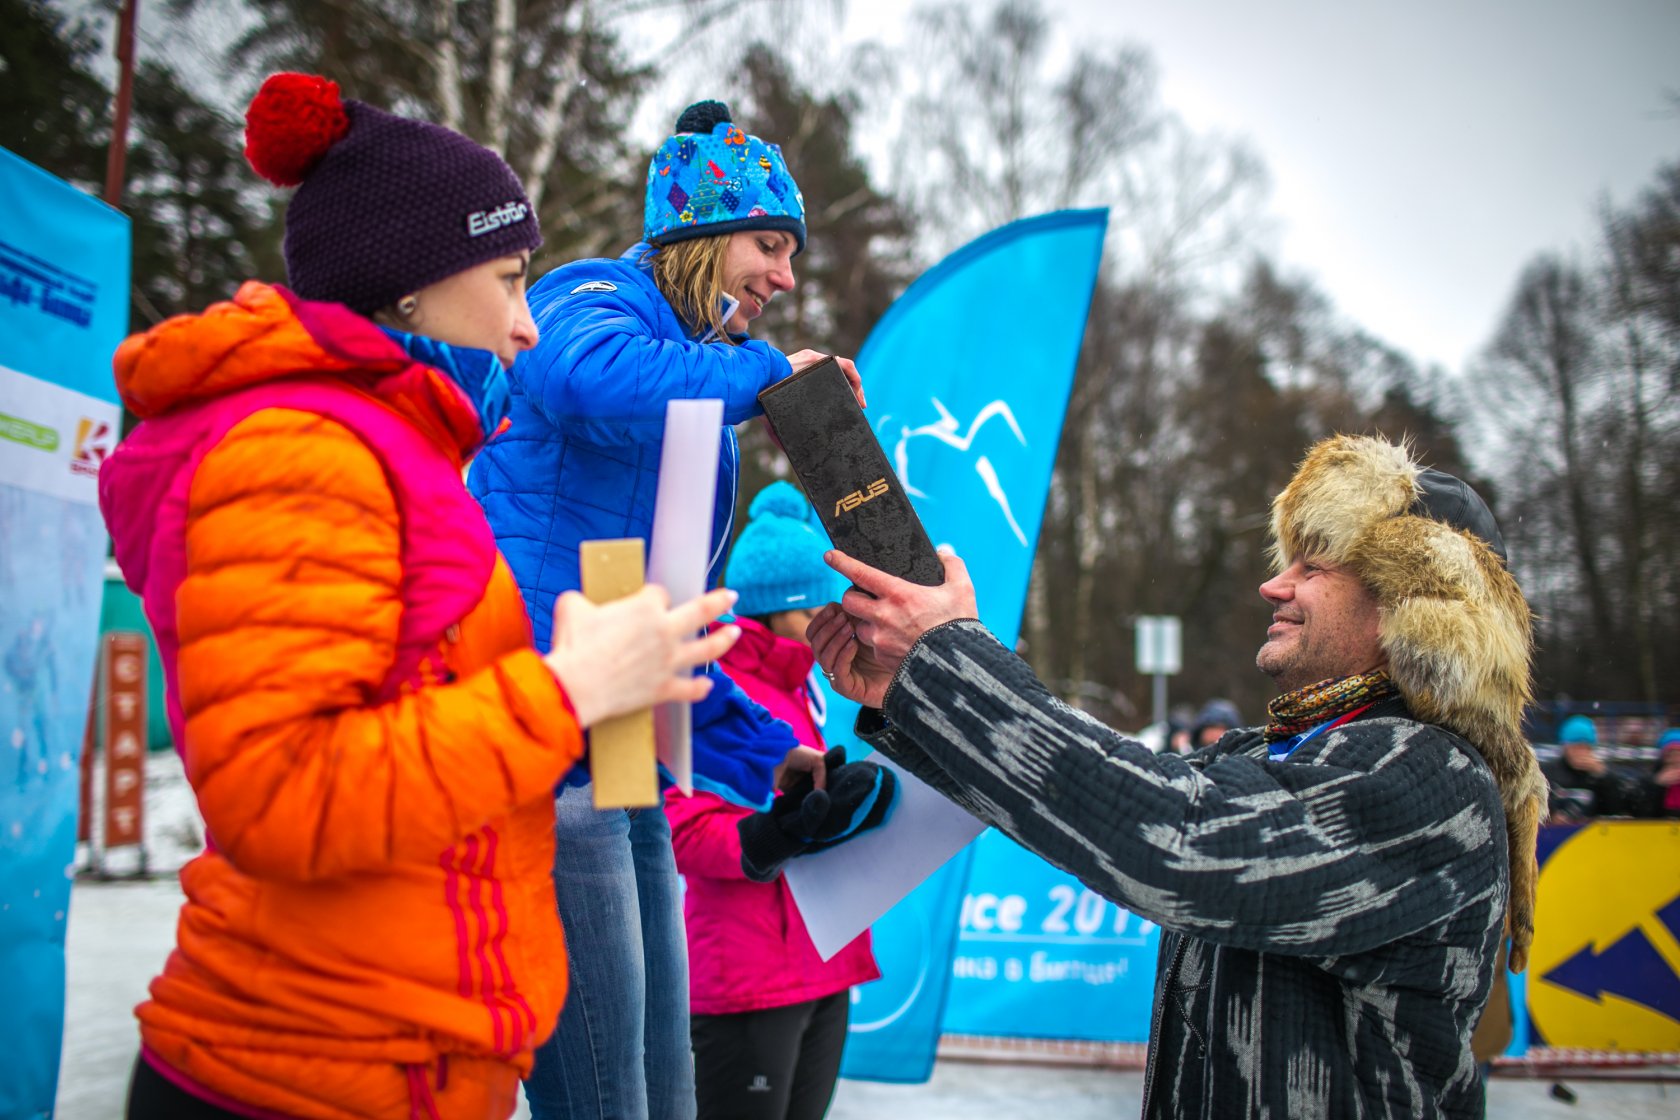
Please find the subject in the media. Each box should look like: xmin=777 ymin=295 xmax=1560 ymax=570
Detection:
xmin=737 ymin=746 xmax=898 ymax=883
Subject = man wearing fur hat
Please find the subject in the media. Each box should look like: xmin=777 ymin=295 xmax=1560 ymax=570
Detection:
xmin=809 ymin=434 xmax=1546 ymax=1120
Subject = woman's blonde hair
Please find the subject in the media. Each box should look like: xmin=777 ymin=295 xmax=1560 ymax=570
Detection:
xmin=647 ymin=235 xmax=736 ymax=345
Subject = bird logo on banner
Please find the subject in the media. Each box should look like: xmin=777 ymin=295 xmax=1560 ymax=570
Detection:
xmin=879 ymin=398 xmax=1030 ymax=546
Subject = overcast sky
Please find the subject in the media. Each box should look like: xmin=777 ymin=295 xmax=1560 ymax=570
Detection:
xmin=838 ymin=0 xmax=1680 ymax=373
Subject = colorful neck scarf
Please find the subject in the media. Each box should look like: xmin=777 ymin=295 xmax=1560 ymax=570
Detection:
xmin=378 ymin=325 xmax=511 ymax=441
xmin=1264 ymin=671 xmax=1399 ymax=743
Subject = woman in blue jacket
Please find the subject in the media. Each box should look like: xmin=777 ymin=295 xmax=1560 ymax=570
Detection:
xmin=468 ymin=100 xmax=861 ymax=1119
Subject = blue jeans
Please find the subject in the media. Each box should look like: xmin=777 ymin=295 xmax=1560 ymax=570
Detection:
xmin=524 ymin=783 xmax=696 ymax=1120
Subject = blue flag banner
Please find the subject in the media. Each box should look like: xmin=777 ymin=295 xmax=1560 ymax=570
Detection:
xmin=0 ymin=147 xmax=129 ymax=1119
xmin=827 ymin=209 xmax=1108 ymax=1082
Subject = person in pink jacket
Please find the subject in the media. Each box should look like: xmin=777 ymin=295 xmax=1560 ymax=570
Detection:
xmin=666 ymin=482 xmax=892 ymax=1120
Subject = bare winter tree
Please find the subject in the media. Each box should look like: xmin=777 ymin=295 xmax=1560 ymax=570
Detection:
xmin=1471 ymin=163 xmax=1680 ymax=705
xmin=855 ymin=0 xmax=1288 ymax=722
xmin=1478 ymin=258 xmax=1615 ymax=668
xmin=1598 ymin=169 xmax=1680 ymax=700
xmin=879 ymin=0 xmax=1159 ymax=254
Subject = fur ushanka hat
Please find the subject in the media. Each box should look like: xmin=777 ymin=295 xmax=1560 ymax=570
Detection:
xmin=1269 ymin=434 xmax=1546 ymax=971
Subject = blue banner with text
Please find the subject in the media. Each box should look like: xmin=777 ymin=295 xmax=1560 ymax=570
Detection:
xmin=0 ymin=146 xmax=128 ymax=1120
xmin=942 ymin=830 xmax=1159 ymax=1041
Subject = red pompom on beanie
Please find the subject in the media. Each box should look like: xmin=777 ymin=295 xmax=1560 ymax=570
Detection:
xmin=242 ymin=71 xmax=540 ymax=314
xmin=244 ymin=73 xmax=350 ymax=187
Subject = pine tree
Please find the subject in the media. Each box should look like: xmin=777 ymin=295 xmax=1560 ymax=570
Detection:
xmin=125 ymin=60 xmax=281 ymax=323
xmin=0 ymin=0 xmax=111 ymax=191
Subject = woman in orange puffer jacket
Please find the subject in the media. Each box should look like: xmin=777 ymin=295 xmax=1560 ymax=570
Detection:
xmin=99 ymin=74 xmax=741 ymax=1120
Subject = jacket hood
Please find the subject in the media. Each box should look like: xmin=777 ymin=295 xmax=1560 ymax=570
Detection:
xmin=1270 ymin=433 xmax=1546 ymax=971
xmin=101 ymin=283 xmax=494 ymax=612
xmin=113 ymin=281 xmax=486 ymax=457
xmin=722 ymin=617 xmax=815 ymax=694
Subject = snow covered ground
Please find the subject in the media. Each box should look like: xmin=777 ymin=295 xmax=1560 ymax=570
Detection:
xmin=55 ymin=751 xmax=1677 ymax=1119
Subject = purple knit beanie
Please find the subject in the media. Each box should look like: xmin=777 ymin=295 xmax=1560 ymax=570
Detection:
xmin=244 ymin=72 xmax=541 ymax=314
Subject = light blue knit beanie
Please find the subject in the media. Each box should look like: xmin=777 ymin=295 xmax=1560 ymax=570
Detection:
xmin=727 ymin=481 xmax=843 ymax=619
xmin=1558 ymin=714 xmax=1598 ymax=745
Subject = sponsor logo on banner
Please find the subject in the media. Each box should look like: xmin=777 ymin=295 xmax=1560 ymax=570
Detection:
xmin=70 ymin=416 xmax=114 ymax=477
xmin=0 ymin=410 xmax=58 ymax=451
xmin=882 ymin=398 xmax=1031 ymax=546
xmin=0 ymin=364 xmax=120 ymax=505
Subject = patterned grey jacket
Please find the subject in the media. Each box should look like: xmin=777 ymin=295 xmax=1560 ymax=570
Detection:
xmin=856 ymin=621 xmax=1508 ymax=1120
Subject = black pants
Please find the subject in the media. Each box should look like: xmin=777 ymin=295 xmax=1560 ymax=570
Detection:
xmin=691 ymin=990 xmax=850 ymax=1120
xmin=127 ymin=1056 xmax=250 ymax=1120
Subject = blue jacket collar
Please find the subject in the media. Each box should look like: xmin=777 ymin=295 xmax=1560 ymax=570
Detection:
xmin=376 ymin=326 xmax=510 ymax=443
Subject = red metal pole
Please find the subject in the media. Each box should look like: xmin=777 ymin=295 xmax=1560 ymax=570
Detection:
xmin=103 ymin=0 xmax=139 ymax=207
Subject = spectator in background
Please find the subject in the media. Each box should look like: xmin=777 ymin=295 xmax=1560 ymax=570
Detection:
xmin=1651 ymin=729 xmax=1680 ymax=818
xmin=668 ymin=482 xmax=892 ymax=1120
xmin=1190 ymin=698 xmax=1242 ymax=750
xmin=1163 ymin=704 xmax=1195 ymax=754
xmin=1543 ymin=714 xmax=1649 ymax=820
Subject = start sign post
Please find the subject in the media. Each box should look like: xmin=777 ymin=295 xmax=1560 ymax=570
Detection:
xmin=89 ymin=631 xmax=148 ymax=875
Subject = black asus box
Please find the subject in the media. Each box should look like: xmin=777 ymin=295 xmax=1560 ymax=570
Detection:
xmin=758 ymin=357 xmax=944 ymax=587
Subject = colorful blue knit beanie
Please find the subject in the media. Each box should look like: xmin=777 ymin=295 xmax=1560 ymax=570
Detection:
xmin=726 ymin=482 xmax=842 ymax=619
xmin=1558 ymin=714 xmax=1598 ymax=745
xmin=643 ymin=100 xmax=805 ymax=253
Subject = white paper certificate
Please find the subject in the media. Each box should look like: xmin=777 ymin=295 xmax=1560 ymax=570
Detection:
xmin=783 ymin=760 xmax=985 ymax=960
xmin=646 ymin=397 xmax=724 ymax=794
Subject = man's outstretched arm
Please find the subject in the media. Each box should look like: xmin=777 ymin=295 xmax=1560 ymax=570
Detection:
xmin=810 ymin=555 xmax=1505 ymax=960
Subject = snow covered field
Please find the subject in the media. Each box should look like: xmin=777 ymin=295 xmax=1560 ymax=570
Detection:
xmin=54 ymin=751 xmax=1676 ymax=1119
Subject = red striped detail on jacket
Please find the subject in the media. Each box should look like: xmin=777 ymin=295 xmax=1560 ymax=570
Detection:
xmin=441 ymin=828 xmax=539 ymax=1056
xmin=479 ymin=827 xmax=539 ymax=1044
xmin=442 ymin=833 xmax=508 ymax=1052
